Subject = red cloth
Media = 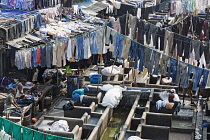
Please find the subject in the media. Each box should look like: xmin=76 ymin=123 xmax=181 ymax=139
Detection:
xmin=36 ymin=47 xmax=41 ymax=64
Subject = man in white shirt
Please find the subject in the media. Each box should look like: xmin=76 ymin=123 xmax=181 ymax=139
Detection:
xmin=170 ymin=89 xmax=181 ymax=115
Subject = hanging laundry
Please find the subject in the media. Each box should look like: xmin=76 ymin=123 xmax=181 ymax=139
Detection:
xmin=164 ymin=30 xmax=174 ymax=56
xmin=175 ymin=62 xmax=189 ymax=88
xmin=168 ymin=58 xmax=178 ymax=83
xmin=121 ymin=37 xmax=131 ymax=59
xmin=114 ymin=33 xmax=124 ymax=59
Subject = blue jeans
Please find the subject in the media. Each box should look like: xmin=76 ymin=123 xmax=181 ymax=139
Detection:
xmin=138 ymin=44 xmax=145 ymax=72
xmin=129 ymin=41 xmax=142 ymax=70
xmin=144 ymin=47 xmax=152 ymax=73
xmin=168 ymin=58 xmax=178 ymax=83
xmin=31 ymin=47 xmax=38 ymax=67
xmin=175 ymin=62 xmax=189 ymax=88
xmin=188 ymin=65 xmax=200 ymax=91
xmin=32 ymin=12 xmax=42 ymax=28
xmin=201 ymin=69 xmax=209 ymax=89
xmin=90 ymin=31 xmax=98 ymax=55
xmin=77 ymin=36 xmax=84 ymax=60
xmin=152 ymin=51 xmax=161 ymax=75
xmin=128 ymin=40 xmax=137 ymax=59
xmin=114 ymin=33 xmax=124 ymax=59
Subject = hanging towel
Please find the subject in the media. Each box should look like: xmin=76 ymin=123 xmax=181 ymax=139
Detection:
xmin=46 ymin=134 xmax=57 ymax=140
xmin=113 ymin=1 xmax=121 ymax=9
xmin=12 ymin=123 xmax=22 ymax=140
xmin=4 ymin=119 xmax=11 ymax=135
xmin=34 ymin=131 xmax=44 ymax=140
xmin=23 ymin=127 xmax=33 ymax=140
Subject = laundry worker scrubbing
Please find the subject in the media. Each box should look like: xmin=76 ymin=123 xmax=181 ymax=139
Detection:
xmin=169 ymin=89 xmax=181 ymax=115
xmin=4 ymin=88 xmax=20 ymax=109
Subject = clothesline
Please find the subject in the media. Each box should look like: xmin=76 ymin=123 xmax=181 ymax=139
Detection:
xmin=119 ymin=13 xmax=210 ymax=48
xmin=108 ymin=14 xmax=210 ymax=73
xmin=107 ymin=21 xmax=209 ymax=90
xmin=16 ymin=24 xmax=106 ymax=51
xmin=121 ymin=31 xmax=208 ymax=72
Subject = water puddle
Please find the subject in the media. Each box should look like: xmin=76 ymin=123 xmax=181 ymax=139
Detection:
xmin=100 ymin=107 xmax=130 ymax=140
xmin=169 ymin=132 xmax=192 ymax=140
xmin=48 ymin=109 xmax=64 ymax=117
xmin=87 ymin=117 xmax=100 ymax=125
xmin=55 ymin=99 xmax=69 ymax=109
xmin=178 ymin=109 xmax=194 ymax=117
xmin=172 ymin=119 xmax=192 ymax=128
xmin=95 ymin=107 xmax=105 ymax=113
xmin=38 ymin=119 xmax=53 ymax=130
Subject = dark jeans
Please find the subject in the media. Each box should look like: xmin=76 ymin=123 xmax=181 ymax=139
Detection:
xmin=168 ymin=58 xmax=178 ymax=83
xmin=156 ymin=28 xmax=165 ymax=51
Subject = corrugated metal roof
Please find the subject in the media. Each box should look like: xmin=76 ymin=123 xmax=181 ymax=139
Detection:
xmin=83 ymin=2 xmax=108 ymax=13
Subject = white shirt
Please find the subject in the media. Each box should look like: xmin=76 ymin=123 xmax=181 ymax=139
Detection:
xmin=173 ymin=94 xmax=180 ymax=102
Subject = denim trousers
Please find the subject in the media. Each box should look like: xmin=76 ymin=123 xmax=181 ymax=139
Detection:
xmin=152 ymin=51 xmax=161 ymax=75
xmin=156 ymin=28 xmax=165 ymax=51
xmin=77 ymin=36 xmax=84 ymax=60
xmin=138 ymin=44 xmax=145 ymax=72
xmin=144 ymin=47 xmax=152 ymax=73
xmin=147 ymin=25 xmax=157 ymax=46
xmin=164 ymin=30 xmax=174 ymax=55
xmin=188 ymin=65 xmax=200 ymax=91
xmin=128 ymin=40 xmax=137 ymax=59
xmin=175 ymin=62 xmax=189 ymax=88
xmin=189 ymin=67 xmax=209 ymax=90
xmin=90 ymin=31 xmax=98 ymax=55
xmin=168 ymin=58 xmax=178 ymax=83
xmin=159 ymin=55 xmax=169 ymax=75
xmin=201 ymin=69 xmax=209 ymax=89
xmin=31 ymin=47 xmax=38 ymax=67
xmin=114 ymin=33 xmax=124 ymax=59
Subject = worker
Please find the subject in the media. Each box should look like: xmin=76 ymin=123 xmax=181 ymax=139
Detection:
xmin=4 ymin=88 xmax=20 ymax=109
xmin=28 ymin=118 xmax=38 ymax=130
xmin=16 ymin=79 xmax=26 ymax=98
xmin=170 ymin=89 xmax=181 ymax=115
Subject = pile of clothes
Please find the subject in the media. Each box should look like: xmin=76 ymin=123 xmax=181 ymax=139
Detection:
xmin=16 ymin=95 xmax=35 ymax=105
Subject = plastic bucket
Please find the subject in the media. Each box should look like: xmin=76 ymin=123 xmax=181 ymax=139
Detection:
xmin=90 ymin=74 xmax=102 ymax=84
xmin=67 ymin=75 xmax=79 ymax=97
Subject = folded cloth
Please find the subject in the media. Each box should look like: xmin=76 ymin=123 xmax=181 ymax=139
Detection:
xmin=156 ymin=100 xmax=166 ymax=110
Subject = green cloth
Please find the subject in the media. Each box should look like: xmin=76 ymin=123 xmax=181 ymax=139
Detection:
xmin=66 ymin=66 xmax=72 ymax=73
xmin=46 ymin=134 xmax=56 ymax=140
xmin=0 ymin=117 xmax=3 ymax=130
xmin=34 ymin=131 xmax=44 ymax=140
xmin=12 ymin=123 xmax=22 ymax=140
xmin=4 ymin=119 xmax=11 ymax=135
xmin=23 ymin=127 xmax=33 ymax=140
